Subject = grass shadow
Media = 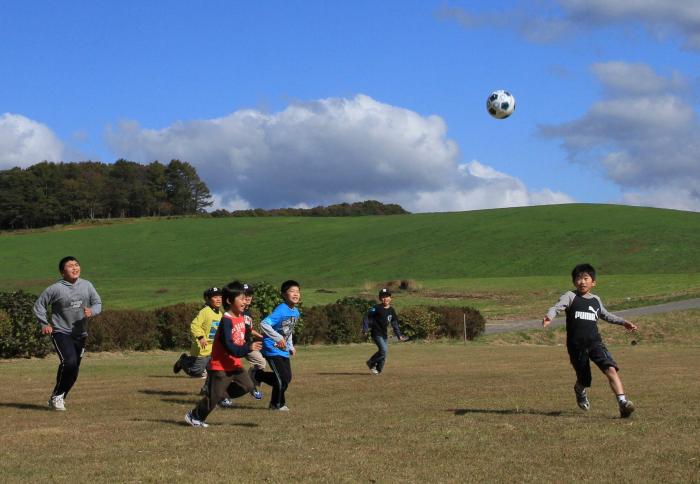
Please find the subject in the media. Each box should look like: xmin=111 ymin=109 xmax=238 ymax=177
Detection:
xmin=450 ymin=407 xmax=567 ymax=417
xmin=131 ymin=418 xmax=259 ymax=428
xmin=139 ymin=389 xmax=192 ymax=397
xmin=0 ymin=402 xmax=50 ymax=411
xmin=316 ymin=372 xmax=368 ymax=376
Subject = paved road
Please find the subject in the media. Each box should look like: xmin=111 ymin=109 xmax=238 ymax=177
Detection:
xmin=484 ymin=298 xmax=700 ymax=335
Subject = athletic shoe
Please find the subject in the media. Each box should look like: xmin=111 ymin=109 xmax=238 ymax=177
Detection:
xmin=370 ymin=368 xmax=379 ymax=375
xmin=48 ymin=394 xmax=66 ymax=411
xmin=250 ymin=389 xmax=263 ymax=400
xmin=619 ymin=400 xmax=635 ymax=418
xmin=574 ymin=386 xmax=590 ymax=411
xmin=218 ymin=398 xmax=234 ymax=408
xmin=173 ymin=353 xmax=186 ymax=374
xmin=269 ymin=405 xmax=290 ymax=411
xmin=199 ymin=369 xmax=208 ymax=380
xmin=185 ymin=411 xmax=209 ymax=428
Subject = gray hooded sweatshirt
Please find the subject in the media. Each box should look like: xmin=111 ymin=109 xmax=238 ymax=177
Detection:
xmin=34 ymin=278 xmax=102 ymax=336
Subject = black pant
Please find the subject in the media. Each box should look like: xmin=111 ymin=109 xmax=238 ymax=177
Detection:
xmin=256 ymin=356 xmax=292 ymax=408
xmin=192 ymin=368 xmax=253 ymax=421
xmin=51 ymin=332 xmax=87 ymax=398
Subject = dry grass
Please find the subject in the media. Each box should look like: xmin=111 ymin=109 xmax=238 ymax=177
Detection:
xmin=1 ymin=318 xmax=698 ymax=482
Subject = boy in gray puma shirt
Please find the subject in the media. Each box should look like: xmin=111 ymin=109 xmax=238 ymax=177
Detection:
xmin=543 ymin=263 xmax=638 ymax=418
xmin=34 ymin=256 xmax=102 ymax=410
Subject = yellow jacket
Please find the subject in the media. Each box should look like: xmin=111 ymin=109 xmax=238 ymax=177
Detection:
xmin=189 ymin=305 xmax=222 ymax=357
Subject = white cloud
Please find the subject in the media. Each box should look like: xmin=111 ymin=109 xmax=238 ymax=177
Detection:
xmin=539 ymin=61 xmax=700 ymax=210
xmin=0 ymin=113 xmax=66 ymax=169
xmin=106 ymin=94 xmax=571 ymax=213
xmin=440 ymin=1 xmax=700 ymax=50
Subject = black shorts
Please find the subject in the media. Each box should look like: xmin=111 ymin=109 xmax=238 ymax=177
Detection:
xmin=567 ymin=341 xmax=618 ymax=387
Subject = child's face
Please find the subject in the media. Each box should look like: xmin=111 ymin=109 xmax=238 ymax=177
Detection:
xmin=573 ymin=273 xmax=596 ymax=295
xmin=244 ymin=294 xmax=252 ymax=309
xmin=380 ymin=295 xmax=392 ymax=306
xmin=208 ymin=295 xmax=222 ymax=309
xmin=229 ymin=294 xmax=247 ymax=314
xmin=284 ymin=286 xmax=301 ymax=306
xmin=61 ymin=260 xmax=81 ymax=282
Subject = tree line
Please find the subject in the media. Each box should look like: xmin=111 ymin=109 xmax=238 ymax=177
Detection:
xmin=0 ymin=159 xmax=212 ymax=229
xmin=0 ymin=159 xmax=409 ymax=231
xmin=210 ymin=200 xmax=409 ymax=218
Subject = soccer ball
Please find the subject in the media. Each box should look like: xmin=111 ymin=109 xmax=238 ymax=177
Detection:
xmin=486 ymin=90 xmax=516 ymax=119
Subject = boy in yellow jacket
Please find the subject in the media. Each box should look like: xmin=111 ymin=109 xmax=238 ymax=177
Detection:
xmin=174 ymin=287 xmax=223 ymax=378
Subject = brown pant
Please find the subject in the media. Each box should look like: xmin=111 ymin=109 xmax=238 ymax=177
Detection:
xmin=191 ymin=368 xmax=254 ymax=421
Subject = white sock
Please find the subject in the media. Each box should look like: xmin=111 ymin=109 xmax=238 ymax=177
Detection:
xmin=616 ymin=394 xmax=627 ymax=404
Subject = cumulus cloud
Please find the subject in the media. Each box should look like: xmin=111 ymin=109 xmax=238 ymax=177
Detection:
xmin=106 ymin=94 xmax=572 ymax=213
xmin=439 ymin=1 xmax=700 ymax=50
xmin=0 ymin=113 xmax=66 ymax=169
xmin=538 ymin=61 xmax=700 ymax=210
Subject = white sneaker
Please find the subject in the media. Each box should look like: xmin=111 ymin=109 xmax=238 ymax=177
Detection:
xmin=48 ymin=394 xmax=66 ymax=411
xmin=185 ymin=411 xmax=209 ymax=428
xmin=218 ymin=398 xmax=234 ymax=408
xmin=269 ymin=405 xmax=290 ymax=411
xmin=200 ymin=370 xmax=208 ymax=380
xmin=370 ymin=368 xmax=379 ymax=375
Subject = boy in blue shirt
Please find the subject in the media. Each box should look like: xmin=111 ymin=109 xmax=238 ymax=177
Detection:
xmin=255 ymin=280 xmax=301 ymax=411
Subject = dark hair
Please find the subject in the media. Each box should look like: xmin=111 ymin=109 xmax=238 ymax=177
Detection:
xmin=222 ymin=281 xmax=246 ymax=310
xmin=242 ymin=283 xmax=254 ymax=296
xmin=59 ymin=256 xmax=79 ymax=272
xmin=572 ymin=263 xmax=596 ymax=281
xmin=280 ymin=279 xmax=300 ymax=295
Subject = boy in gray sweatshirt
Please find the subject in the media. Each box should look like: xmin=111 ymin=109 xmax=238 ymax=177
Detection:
xmin=34 ymin=256 xmax=102 ymax=410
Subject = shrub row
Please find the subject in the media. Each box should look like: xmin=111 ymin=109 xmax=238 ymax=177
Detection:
xmin=0 ymin=290 xmax=485 ymax=358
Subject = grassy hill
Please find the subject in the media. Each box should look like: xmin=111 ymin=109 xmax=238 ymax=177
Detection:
xmin=1 ymin=204 xmax=699 ymax=314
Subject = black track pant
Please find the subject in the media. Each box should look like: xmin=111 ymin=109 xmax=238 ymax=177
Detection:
xmin=51 ymin=333 xmax=87 ymax=398
xmin=256 ymin=356 xmax=292 ymax=408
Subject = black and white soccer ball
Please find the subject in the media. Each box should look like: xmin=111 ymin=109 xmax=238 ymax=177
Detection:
xmin=486 ymin=90 xmax=516 ymax=119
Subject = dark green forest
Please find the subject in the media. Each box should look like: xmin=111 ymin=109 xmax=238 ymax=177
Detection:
xmin=0 ymin=159 xmax=212 ymax=229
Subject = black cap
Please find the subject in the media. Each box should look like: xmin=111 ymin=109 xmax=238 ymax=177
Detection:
xmin=378 ymin=288 xmax=392 ymax=297
xmin=204 ymin=287 xmax=223 ymax=299
xmin=242 ymin=283 xmax=254 ymax=295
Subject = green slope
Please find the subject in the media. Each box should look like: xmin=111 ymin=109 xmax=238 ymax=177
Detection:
xmin=1 ymin=204 xmax=699 ymax=311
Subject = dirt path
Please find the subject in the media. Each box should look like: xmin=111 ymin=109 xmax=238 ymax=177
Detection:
xmin=484 ymin=298 xmax=700 ymax=335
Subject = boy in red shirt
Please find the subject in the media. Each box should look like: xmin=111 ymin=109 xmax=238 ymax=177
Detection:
xmin=185 ymin=281 xmax=263 ymax=427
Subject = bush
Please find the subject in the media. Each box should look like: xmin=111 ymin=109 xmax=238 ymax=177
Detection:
xmin=87 ymin=309 xmax=160 ymax=351
xmin=429 ymin=306 xmax=485 ymax=340
xmin=399 ymin=306 xmax=441 ymax=340
xmin=154 ymin=302 xmax=201 ymax=350
xmin=249 ymin=281 xmax=282 ymax=319
xmin=295 ymin=306 xmax=329 ymax=345
xmin=0 ymin=291 xmax=52 ymax=358
xmin=325 ymin=303 xmax=366 ymax=344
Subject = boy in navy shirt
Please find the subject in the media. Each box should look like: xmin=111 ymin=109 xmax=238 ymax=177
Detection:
xmin=362 ymin=288 xmax=408 ymax=375
xmin=543 ymin=263 xmax=638 ymax=418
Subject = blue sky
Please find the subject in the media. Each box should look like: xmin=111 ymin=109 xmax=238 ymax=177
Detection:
xmin=1 ymin=1 xmax=699 ymax=212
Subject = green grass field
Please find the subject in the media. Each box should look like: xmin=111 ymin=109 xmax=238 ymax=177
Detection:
xmin=1 ymin=204 xmax=699 ymax=317
xmin=1 ymin=311 xmax=698 ymax=482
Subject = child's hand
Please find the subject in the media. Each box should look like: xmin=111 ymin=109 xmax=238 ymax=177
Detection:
xmin=275 ymin=339 xmax=286 ymax=349
xmin=542 ymin=316 xmax=551 ymax=328
xmin=289 ymin=347 xmax=296 ymax=356
xmin=623 ymin=321 xmax=638 ymax=332
xmin=251 ymin=341 xmax=263 ymax=351
xmin=399 ymin=335 xmax=409 ymax=342
xmin=199 ymin=339 xmax=208 ymax=349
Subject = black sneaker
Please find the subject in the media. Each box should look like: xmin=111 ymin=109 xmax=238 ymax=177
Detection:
xmin=619 ymin=400 xmax=635 ymax=418
xmin=173 ymin=353 xmax=186 ymax=374
xmin=575 ymin=386 xmax=590 ymax=411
